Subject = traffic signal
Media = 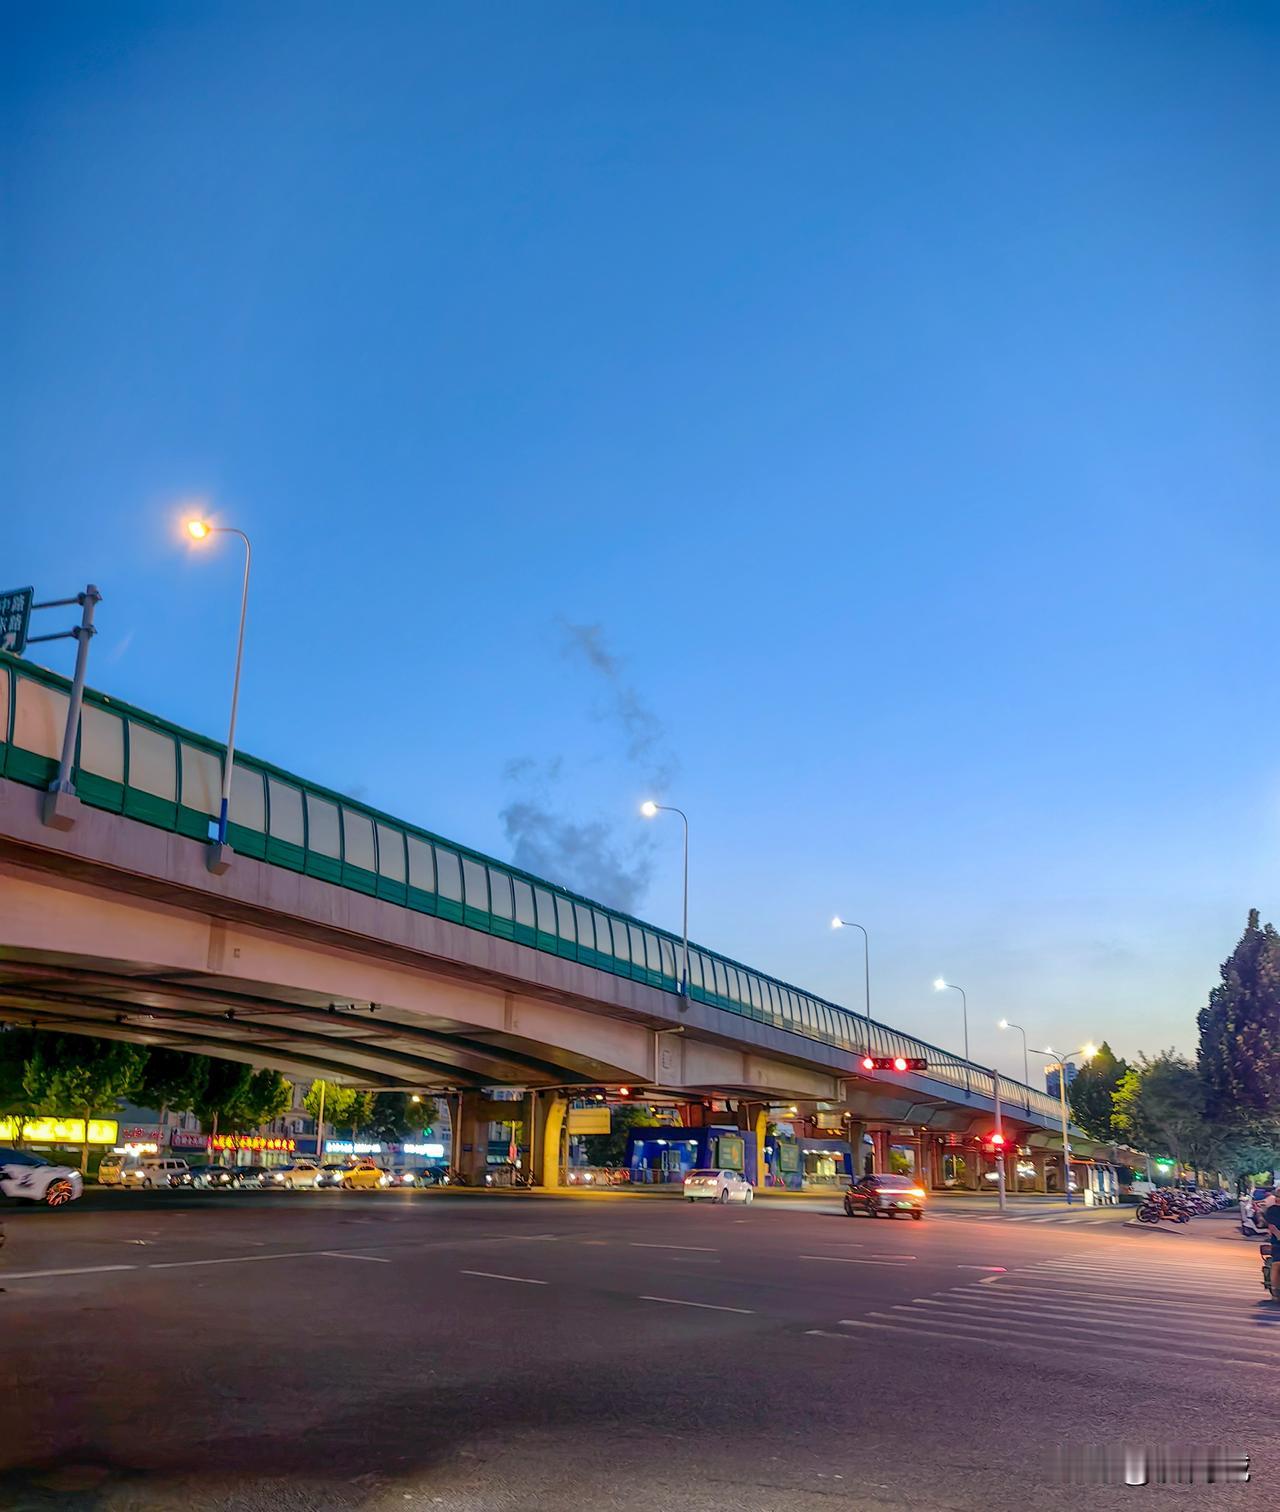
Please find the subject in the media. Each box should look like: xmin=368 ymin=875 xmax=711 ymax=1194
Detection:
xmin=989 ymin=1131 xmax=1005 ymax=1147
xmin=860 ymin=1055 xmax=928 ymax=1072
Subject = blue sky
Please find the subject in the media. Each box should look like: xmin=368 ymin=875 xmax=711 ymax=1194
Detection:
xmin=4 ymin=2 xmax=1278 ymax=1080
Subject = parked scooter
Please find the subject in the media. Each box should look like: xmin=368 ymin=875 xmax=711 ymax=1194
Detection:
xmin=1136 ymin=1191 xmax=1190 ymax=1224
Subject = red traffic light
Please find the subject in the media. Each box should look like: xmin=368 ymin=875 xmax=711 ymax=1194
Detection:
xmin=989 ymin=1132 xmax=1006 ymax=1146
xmin=893 ymin=1056 xmax=907 ymax=1072
xmin=862 ymin=1056 xmax=875 ymax=1070
xmin=861 ymin=1055 xmax=929 ymax=1072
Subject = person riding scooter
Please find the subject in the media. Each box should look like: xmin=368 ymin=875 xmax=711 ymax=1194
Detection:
xmin=1263 ymin=1197 xmax=1280 ymax=1298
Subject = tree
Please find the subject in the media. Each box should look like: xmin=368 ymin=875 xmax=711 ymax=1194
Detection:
xmin=1068 ymin=1040 xmax=1128 ymax=1142
xmin=0 ymin=1027 xmax=41 ymax=1146
xmin=304 ymin=1079 xmax=353 ymax=1138
xmin=1112 ymin=1051 xmax=1214 ymax=1177
xmin=1199 ymin=909 xmax=1280 ymax=1122
xmin=191 ymin=1059 xmax=254 ymax=1137
xmin=345 ymin=1090 xmax=376 ymax=1139
xmin=580 ymin=1104 xmax=656 ymax=1168
xmin=134 ymin=1048 xmax=210 ymax=1122
xmin=364 ymin=1092 xmax=437 ymax=1143
xmin=27 ymin=1034 xmax=147 ymax=1173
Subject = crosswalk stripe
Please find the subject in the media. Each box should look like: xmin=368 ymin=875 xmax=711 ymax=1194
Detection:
xmin=908 ymin=1296 xmax=1280 ymax=1347
xmin=951 ymin=1285 xmax=1267 ymax=1319
xmin=869 ymin=1307 xmax=1279 ymax=1365
xmin=835 ymin=1315 xmax=1271 ymax=1370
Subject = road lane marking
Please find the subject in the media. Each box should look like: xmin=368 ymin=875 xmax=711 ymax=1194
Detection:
xmin=629 ymin=1243 xmax=718 ymax=1253
xmin=861 ymin=1310 xmax=1275 ymax=1369
xmin=460 ymin=1270 xmax=547 ymax=1285
xmin=916 ymin=1295 xmax=1280 ymax=1343
xmin=821 ymin=1319 xmax=1270 ymax=1369
xmin=639 ymin=1296 xmax=754 ymax=1314
xmin=0 ymin=1264 xmax=137 ymax=1280
xmin=148 ymin=1251 xmax=326 ymax=1269
xmin=957 ymin=1265 xmax=1006 ymax=1271
xmin=321 ymin=1251 xmax=391 ymax=1263
xmin=798 ymin=1255 xmax=912 ymax=1266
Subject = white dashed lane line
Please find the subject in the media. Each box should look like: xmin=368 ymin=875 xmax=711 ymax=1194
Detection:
xmin=639 ymin=1296 xmax=754 ymax=1314
xmin=629 ymin=1243 xmax=718 ymax=1253
xmin=460 ymin=1270 xmax=547 ymax=1285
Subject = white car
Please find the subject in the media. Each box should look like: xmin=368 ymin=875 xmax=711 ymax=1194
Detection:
xmin=684 ymin=1168 xmax=753 ymax=1204
xmin=0 ymin=1147 xmax=84 ymax=1207
xmin=269 ymin=1160 xmax=323 ymax=1190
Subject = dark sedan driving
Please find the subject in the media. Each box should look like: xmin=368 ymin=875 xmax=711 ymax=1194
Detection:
xmin=843 ymin=1173 xmax=928 ymax=1219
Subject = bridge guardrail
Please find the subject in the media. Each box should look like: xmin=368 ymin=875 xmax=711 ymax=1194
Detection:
xmin=0 ymin=651 xmax=1065 ymax=1126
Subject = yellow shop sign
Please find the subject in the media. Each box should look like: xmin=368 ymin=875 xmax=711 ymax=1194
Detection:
xmin=0 ymin=1117 xmax=119 ymax=1146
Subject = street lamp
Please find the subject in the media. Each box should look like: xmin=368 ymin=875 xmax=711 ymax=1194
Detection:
xmin=1030 ymin=1043 xmax=1095 ymax=1205
xmin=830 ymin=917 xmax=872 ymax=1034
xmin=186 ymin=517 xmax=251 ymax=853
xmin=998 ymin=1018 xmax=1032 ymax=1112
xmin=933 ymin=978 xmax=970 ymax=1094
xmin=640 ymin=800 xmax=689 ymax=1000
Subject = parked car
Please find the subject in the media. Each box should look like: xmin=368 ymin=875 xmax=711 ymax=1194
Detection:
xmin=96 ymin=1154 xmax=127 ymax=1187
xmin=315 ymin=1163 xmax=351 ymax=1188
xmin=233 ymin=1164 xmax=274 ymax=1189
xmin=387 ymin=1168 xmax=424 ymax=1189
xmin=341 ymin=1158 xmax=391 ymax=1190
xmin=184 ymin=1163 xmax=239 ymax=1190
xmin=844 ymin=1172 xmax=927 ymax=1219
xmin=0 ymin=1147 xmax=84 ymax=1207
xmin=683 ymin=1168 xmax=754 ymax=1204
xmin=122 ymin=1157 xmax=191 ymax=1190
xmin=269 ymin=1160 xmax=323 ymax=1190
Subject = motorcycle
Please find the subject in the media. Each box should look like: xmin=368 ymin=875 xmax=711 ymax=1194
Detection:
xmin=1260 ymin=1244 xmax=1280 ymax=1301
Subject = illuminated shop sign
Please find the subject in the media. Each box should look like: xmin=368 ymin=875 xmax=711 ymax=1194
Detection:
xmin=209 ymin=1135 xmax=296 ymax=1152
xmin=0 ymin=1117 xmax=119 ymax=1146
xmin=325 ymin=1140 xmax=382 ymax=1155
xmin=402 ymin=1143 xmax=445 ymax=1158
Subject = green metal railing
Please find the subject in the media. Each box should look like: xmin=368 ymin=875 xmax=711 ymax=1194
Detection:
xmin=0 ymin=651 xmax=1063 ymax=1124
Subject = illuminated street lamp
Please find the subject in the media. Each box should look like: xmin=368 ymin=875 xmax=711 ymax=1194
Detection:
xmin=1030 ymin=1042 xmax=1095 ymax=1205
xmin=185 ymin=516 xmax=251 ymax=855
xmin=830 ymin=917 xmax=872 ymax=1033
xmin=933 ymin=978 xmax=970 ymax=1094
xmin=640 ymin=800 xmax=689 ymax=999
xmin=998 ymin=1018 xmax=1032 ymax=1111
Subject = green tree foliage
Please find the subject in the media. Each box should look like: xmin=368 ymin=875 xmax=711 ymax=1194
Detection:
xmin=1198 ymin=909 xmax=1280 ymax=1123
xmin=1068 ymin=1040 xmax=1128 ymax=1141
xmin=580 ymin=1104 xmax=656 ymax=1168
xmin=134 ymin=1048 xmax=210 ymax=1119
xmin=1112 ymin=1051 xmax=1218 ymax=1175
xmin=303 ymin=1079 xmax=350 ymax=1131
xmin=364 ymin=1091 xmax=436 ymax=1143
xmin=0 ymin=1027 xmax=42 ymax=1144
xmin=26 ymin=1034 xmax=148 ymax=1172
xmin=191 ymin=1060 xmax=292 ymax=1135
xmin=345 ymin=1090 xmax=376 ymax=1137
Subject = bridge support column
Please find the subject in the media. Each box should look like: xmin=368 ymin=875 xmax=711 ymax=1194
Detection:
xmin=734 ymin=1102 xmax=768 ymax=1187
xmin=845 ymin=1120 xmax=868 ymax=1179
xmin=452 ymin=1094 xmax=490 ymax=1183
xmin=531 ymin=1092 xmax=568 ymax=1190
xmin=871 ymin=1129 xmax=891 ymax=1174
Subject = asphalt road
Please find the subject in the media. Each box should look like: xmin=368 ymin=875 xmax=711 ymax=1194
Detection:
xmin=0 ymin=1190 xmax=1271 ymax=1511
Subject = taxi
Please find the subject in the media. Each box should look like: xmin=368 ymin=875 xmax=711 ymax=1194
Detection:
xmin=340 ymin=1157 xmax=391 ymax=1191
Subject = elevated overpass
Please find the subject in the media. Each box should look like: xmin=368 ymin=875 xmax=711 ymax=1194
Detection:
xmin=0 ymin=651 xmax=1089 ymax=1186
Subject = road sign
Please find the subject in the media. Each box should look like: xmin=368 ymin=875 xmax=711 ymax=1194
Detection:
xmin=0 ymin=586 xmax=33 ymax=655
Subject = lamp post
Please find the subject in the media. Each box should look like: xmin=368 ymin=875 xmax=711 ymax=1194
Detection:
xmin=933 ymin=979 xmax=970 ymax=1094
xmin=830 ymin=918 xmax=872 ymax=1036
xmin=998 ymin=1018 xmax=1032 ymax=1112
xmin=185 ymin=518 xmax=251 ymax=854
xmin=1030 ymin=1043 xmax=1095 ymax=1205
xmin=641 ymin=801 xmax=689 ymax=1001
